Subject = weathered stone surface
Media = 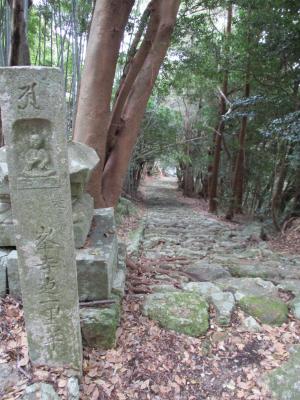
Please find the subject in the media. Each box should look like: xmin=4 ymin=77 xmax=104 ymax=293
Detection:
xmin=72 ymin=193 xmax=94 ymax=248
xmin=7 ymin=208 xmax=121 ymax=302
xmin=0 ymin=362 xmax=19 ymax=394
xmin=0 ymin=191 xmax=94 ymax=249
xmin=240 ymin=316 xmax=262 ymax=332
xmin=7 ymin=250 xmax=21 ymax=298
xmin=127 ymin=219 xmax=145 ymax=257
xmin=265 ymin=345 xmax=300 ymax=400
xmin=227 ymin=263 xmax=281 ymax=281
xmin=80 ymin=300 xmax=120 ymax=349
xmin=112 ymin=269 xmax=126 ymax=297
xmin=8 ymin=220 xmax=119 ymax=301
xmin=76 ymin=209 xmax=118 ymax=301
xmin=21 ymin=383 xmax=60 ymax=400
xmin=0 ymin=142 xmax=99 ymax=195
xmin=68 ymin=141 xmax=99 ymax=197
xmin=278 ymin=280 xmax=300 ymax=296
xmin=0 ymin=67 xmax=82 ymax=372
xmin=118 ymin=241 xmax=127 ymax=271
xmin=0 ymin=249 xmax=9 ymax=296
xmin=182 ymin=282 xmax=234 ymax=326
xmin=183 ymin=281 xmax=221 ymax=296
xmin=291 ymin=297 xmax=300 ymax=320
xmin=210 ymin=290 xmax=235 ymax=326
xmin=215 ymin=277 xmax=278 ymax=301
xmin=0 ymin=142 xmax=98 ymax=248
xmin=238 ymin=296 xmax=288 ymax=326
xmin=0 ymin=219 xmax=15 ymax=246
xmin=150 ymin=284 xmax=179 ymax=293
xmin=67 ymin=377 xmax=80 ymax=400
xmin=0 ymin=147 xmax=9 ymax=192
xmin=142 ymin=291 xmax=209 ymax=337
xmin=91 ymin=207 xmax=116 ymax=238
xmin=185 ymin=262 xmax=230 ymax=282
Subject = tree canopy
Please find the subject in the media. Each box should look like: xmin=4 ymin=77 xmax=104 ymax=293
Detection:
xmin=0 ymin=0 xmax=299 ymax=226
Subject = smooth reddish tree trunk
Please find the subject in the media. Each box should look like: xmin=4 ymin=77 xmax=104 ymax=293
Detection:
xmin=106 ymin=1 xmax=160 ymax=153
xmin=102 ymin=0 xmax=180 ymax=206
xmin=73 ymin=0 xmax=134 ymax=207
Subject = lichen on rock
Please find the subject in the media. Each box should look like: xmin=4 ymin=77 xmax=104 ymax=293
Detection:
xmin=142 ymin=291 xmax=209 ymax=336
xmin=238 ymin=295 xmax=288 ymax=326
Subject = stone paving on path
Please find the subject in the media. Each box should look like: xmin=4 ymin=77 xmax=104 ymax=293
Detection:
xmin=139 ymin=177 xmax=300 ymax=398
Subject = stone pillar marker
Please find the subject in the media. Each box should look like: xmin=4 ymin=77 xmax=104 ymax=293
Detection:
xmin=0 ymin=67 xmax=82 ymax=374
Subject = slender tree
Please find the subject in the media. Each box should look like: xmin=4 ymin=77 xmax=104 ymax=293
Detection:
xmin=8 ymin=0 xmax=31 ymax=66
xmin=208 ymin=1 xmax=232 ymax=213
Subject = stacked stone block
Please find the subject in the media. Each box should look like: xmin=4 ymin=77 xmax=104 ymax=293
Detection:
xmin=0 ymin=141 xmax=126 ymax=350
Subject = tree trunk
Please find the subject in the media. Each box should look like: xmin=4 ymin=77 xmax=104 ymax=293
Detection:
xmin=106 ymin=0 xmax=159 ymax=154
xmin=226 ymin=70 xmax=250 ymax=220
xmin=182 ymin=164 xmax=194 ymax=197
xmin=73 ymin=0 xmax=135 ymax=207
xmin=8 ymin=0 xmax=31 ymax=66
xmin=2 ymin=0 xmax=30 ymax=146
xmin=271 ymin=144 xmax=290 ymax=230
xmin=208 ymin=2 xmax=232 ymax=213
xmin=207 ymin=123 xmax=218 ymax=197
xmin=101 ymin=0 xmax=180 ymax=206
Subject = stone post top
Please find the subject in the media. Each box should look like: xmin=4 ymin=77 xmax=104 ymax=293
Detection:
xmin=0 ymin=66 xmax=61 ymax=72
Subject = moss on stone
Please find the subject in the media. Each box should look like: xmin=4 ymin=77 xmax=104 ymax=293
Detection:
xmin=265 ymin=345 xmax=300 ymax=399
xmin=238 ymin=295 xmax=288 ymax=326
xmin=80 ymin=300 xmax=121 ymax=349
xmin=227 ymin=264 xmax=270 ymax=279
xmin=142 ymin=291 xmax=209 ymax=337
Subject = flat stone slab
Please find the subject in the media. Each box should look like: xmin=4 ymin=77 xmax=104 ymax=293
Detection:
xmin=142 ymin=291 xmax=209 ymax=337
xmin=215 ymin=277 xmax=279 ymax=301
xmin=227 ymin=263 xmax=281 ymax=281
xmin=184 ymin=262 xmax=231 ymax=281
xmin=265 ymin=345 xmax=300 ymax=399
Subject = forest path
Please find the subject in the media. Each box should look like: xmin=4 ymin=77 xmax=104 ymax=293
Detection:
xmin=140 ymin=176 xmax=300 ymax=282
xmin=118 ymin=176 xmax=300 ymax=399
